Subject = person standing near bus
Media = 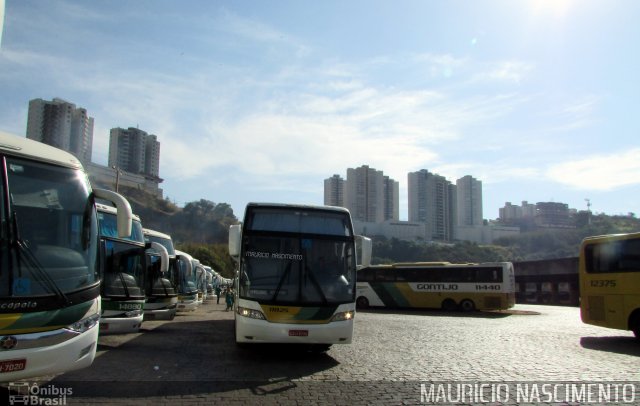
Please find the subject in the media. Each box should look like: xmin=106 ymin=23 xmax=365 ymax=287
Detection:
xmin=215 ymin=285 xmax=221 ymax=304
xmin=225 ymin=288 xmax=234 ymax=311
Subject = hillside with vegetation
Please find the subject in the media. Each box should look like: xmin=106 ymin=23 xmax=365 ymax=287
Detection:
xmin=116 ymin=186 xmax=640 ymax=273
xmin=372 ymin=212 xmax=640 ymax=264
xmin=117 ymin=186 xmax=239 ymax=279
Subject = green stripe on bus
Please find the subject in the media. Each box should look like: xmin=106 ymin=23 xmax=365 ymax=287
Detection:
xmin=295 ymin=306 xmax=338 ymax=321
xmin=0 ymin=301 xmax=94 ymax=333
xmin=371 ymin=283 xmax=410 ymax=307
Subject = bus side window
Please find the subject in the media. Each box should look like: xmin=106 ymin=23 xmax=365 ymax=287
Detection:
xmin=375 ymin=268 xmax=394 ymax=281
xmin=618 ymin=239 xmax=640 ymax=271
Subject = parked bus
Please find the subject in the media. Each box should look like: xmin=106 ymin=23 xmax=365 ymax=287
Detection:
xmin=579 ymin=232 xmax=640 ymax=339
xmin=356 ymin=262 xmax=516 ymax=311
xmin=144 ymin=241 xmax=177 ymax=321
xmin=142 ymin=228 xmax=178 ymax=320
xmin=175 ymin=250 xmax=199 ymax=312
xmin=0 ymin=131 xmax=132 ymax=381
xmin=229 ymin=203 xmax=372 ymax=350
xmin=193 ymin=259 xmax=207 ymax=304
xmin=96 ymin=204 xmax=146 ymax=334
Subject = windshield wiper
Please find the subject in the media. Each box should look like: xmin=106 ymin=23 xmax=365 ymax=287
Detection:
xmin=304 ymin=267 xmax=328 ymax=305
xmin=271 ymin=262 xmax=292 ymax=302
xmin=11 ymin=211 xmax=69 ymax=305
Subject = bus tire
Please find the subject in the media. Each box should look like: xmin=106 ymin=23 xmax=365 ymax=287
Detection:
xmin=441 ymin=299 xmax=457 ymax=312
xmin=630 ymin=312 xmax=640 ymax=340
xmin=356 ymin=296 xmax=369 ymax=309
xmin=459 ymin=299 xmax=475 ymax=312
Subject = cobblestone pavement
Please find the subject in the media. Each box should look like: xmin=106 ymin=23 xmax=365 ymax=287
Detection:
xmin=2 ymin=301 xmax=639 ymax=405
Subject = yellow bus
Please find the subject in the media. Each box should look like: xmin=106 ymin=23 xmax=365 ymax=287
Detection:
xmin=579 ymin=232 xmax=640 ymax=339
xmin=356 ymin=262 xmax=515 ymax=312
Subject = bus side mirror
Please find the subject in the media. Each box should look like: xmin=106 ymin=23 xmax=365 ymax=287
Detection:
xmin=356 ymin=235 xmax=372 ymax=268
xmin=149 ymin=242 xmax=169 ymax=274
xmin=229 ymin=224 xmax=242 ymax=259
xmin=93 ymin=188 xmax=133 ymax=238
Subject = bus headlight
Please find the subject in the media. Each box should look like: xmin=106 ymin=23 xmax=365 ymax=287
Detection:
xmin=330 ymin=310 xmax=354 ymax=322
xmin=237 ymin=306 xmax=266 ymax=320
xmin=68 ymin=313 xmax=101 ymax=333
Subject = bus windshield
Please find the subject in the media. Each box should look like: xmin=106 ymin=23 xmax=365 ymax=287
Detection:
xmin=240 ymin=207 xmax=356 ymax=305
xmin=98 ymin=215 xmax=145 ymax=299
xmin=145 ymin=234 xmax=176 ymax=256
xmin=0 ymin=157 xmax=98 ymax=298
xmin=177 ymin=256 xmax=197 ymax=295
xmin=100 ymin=240 xmax=145 ymax=299
xmin=98 ymin=212 xmax=144 ymax=244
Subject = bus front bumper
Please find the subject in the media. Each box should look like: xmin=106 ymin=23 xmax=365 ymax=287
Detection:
xmin=176 ymin=300 xmax=199 ymax=312
xmin=0 ymin=326 xmax=98 ymax=382
xmin=236 ymin=317 xmax=354 ymax=345
xmin=99 ymin=315 xmax=143 ymax=334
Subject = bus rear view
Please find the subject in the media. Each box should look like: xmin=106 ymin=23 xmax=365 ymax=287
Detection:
xmin=229 ymin=203 xmax=370 ymax=350
xmin=579 ymin=232 xmax=640 ymax=339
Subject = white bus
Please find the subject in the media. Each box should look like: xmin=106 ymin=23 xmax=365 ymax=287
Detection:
xmin=229 ymin=203 xmax=372 ymax=350
xmin=175 ymin=250 xmax=199 ymax=312
xmin=142 ymin=228 xmax=178 ymax=321
xmin=96 ymin=204 xmax=146 ymax=334
xmin=0 ymin=131 xmax=132 ymax=381
xmin=356 ymin=262 xmax=516 ymax=312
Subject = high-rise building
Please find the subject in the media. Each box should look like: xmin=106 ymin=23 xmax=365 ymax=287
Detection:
xmin=456 ymin=175 xmax=483 ymax=226
xmin=108 ymin=127 xmax=161 ymax=180
xmin=345 ymin=165 xmax=385 ymax=223
xmin=383 ymin=176 xmax=399 ymax=221
xmin=26 ymin=98 xmax=94 ymax=164
xmin=325 ymin=166 xmax=399 ymax=223
xmin=408 ymin=169 xmax=456 ymax=241
xmin=342 ymin=165 xmax=400 ymax=223
xmin=324 ymin=174 xmax=345 ymax=207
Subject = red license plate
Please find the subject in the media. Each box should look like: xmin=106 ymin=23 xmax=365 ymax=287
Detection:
xmin=288 ymin=330 xmax=308 ymax=337
xmin=0 ymin=359 xmax=26 ymax=373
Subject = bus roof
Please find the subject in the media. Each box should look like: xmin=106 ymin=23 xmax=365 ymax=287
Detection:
xmin=364 ymin=262 xmax=509 ymax=269
xmin=582 ymin=232 xmax=640 ymax=244
xmin=96 ymin=202 xmax=141 ymax=222
xmin=143 ymin=228 xmax=172 ymax=240
xmin=245 ymin=202 xmax=351 ymax=214
xmin=0 ymin=130 xmax=83 ymax=170
xmin=175 ymin=250 xmax=193 ymax=261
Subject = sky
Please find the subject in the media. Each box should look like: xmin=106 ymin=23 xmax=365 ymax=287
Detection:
xmin=1 ymin=0 xmax=639 ymax=221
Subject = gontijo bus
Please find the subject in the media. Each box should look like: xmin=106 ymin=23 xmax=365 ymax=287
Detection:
xmin=174 ymin=250 xmax=199 ymax=312
xmin=579 ymin=232 xmax=640 ymax=339
xmin=229 ymin=203 xmax=372 ymax=350
xmin=0 ymin=131 xmax=132 ymax=381
xmin=96 ymin=204 xmax=146 ymax=334
xmin=356 ymin=262 xmax=516 ymax=311
xmin=142 ymin=228 xmax=178 ymax=321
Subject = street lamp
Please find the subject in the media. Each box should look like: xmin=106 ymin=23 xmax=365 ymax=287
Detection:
xmin=112 ymin=166 xmax=121 ymax=193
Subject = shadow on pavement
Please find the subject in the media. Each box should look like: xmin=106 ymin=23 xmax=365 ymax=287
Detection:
xmin=579 ymin=336 xmax=640 ymax=357
xmin=48 ymin=313 xmax=341 ymax=399
xmin=357 ymin=307 xmax=520 ymax=319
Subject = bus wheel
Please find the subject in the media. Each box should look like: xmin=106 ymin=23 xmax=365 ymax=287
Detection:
xmin=459 ymin=299 xmax=476 ymax=312
xmin=356 ymin=296 xmax=369 ymax=309
xmin=441 ymin=299 xmax=457 ymax=312
xmin=631 ymin=313 xmax=640 ymax=340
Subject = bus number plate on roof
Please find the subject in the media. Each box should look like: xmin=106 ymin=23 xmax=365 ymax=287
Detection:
xmin=288 ymin=330 xmax=308 ymax=337
xmin=0 ymin=359 xmax=26 ymax=373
